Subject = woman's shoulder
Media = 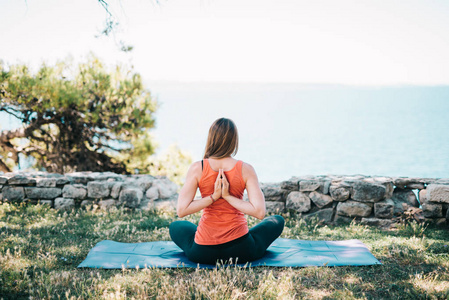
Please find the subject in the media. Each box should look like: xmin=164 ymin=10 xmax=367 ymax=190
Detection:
xmin=241 ymin=161 xmax=257 ymax=181
xmin=190 ymin=160 xmax=203 ymax=170
xmin=187 ymin=161 xmax=203 ymax=175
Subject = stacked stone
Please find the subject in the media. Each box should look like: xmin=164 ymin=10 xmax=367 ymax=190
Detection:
xmin=418 ymin=179 xmax=449 ymax=226
xmin=0 ymin=171 xmax=178 ymax=210
xmin=1 ymin=171 xmax=448 ymax=227
xmin=260 ymin=175 xmax=449 ymax=227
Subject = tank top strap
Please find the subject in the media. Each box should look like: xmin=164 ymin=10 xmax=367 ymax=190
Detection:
xmin=202 ymin=159 xmax=212 ymax=174
xmin=233 ymin=160 xmax=245 ymax=186
xmin=236 ymin=160 xmax=243 ymax=175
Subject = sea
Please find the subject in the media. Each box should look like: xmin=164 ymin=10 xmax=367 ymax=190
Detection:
xmin=2 ymin=82 xmax=449 ymax=183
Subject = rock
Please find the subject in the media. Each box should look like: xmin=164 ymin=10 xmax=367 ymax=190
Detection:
xmin=407 ymin=183 xmax=425 ymax=189
xmin=304 ymin=208 xmax=334 ymax=223
xmin=281 ymin=177 xmax=300 ymax=190
xmin=36 ymin=178 xmax=57 ymax=187
xmin=421 ymin=178 xmax=438 ymax=185
xmin=80 ymin=200 xmax=94 ymax=207
xmin=374 ymin=199 xmax=394 ymax=219
xmin=382 ymin=182 xmax=394 ymax=199
xmin=56 ymin=177 xmax=70 ymax=186
xmin=391 ymin=189 xmax=419 ymax=215
xmin=54 ymin=197 xmax=75 ymax=210
xmin=266 ymin=201 xmax=285 ymax=213
xmin=299 ymin=180 xmax=321 ymax=192
xmin=336 ymin=201 xmax=372 ymax=217
xmin=8 ymin=175 xmax=36 ymax=186
xmin=119 ymin=187 xmax=143 ymax=208
xmin=2 ymin=186 xmax=25 ymax=201
xmin=145 ymin=185 xmax=159 ymax=201
xmin=110 ymin=182 xmax=123 ymax=199
xmin=419 ymin=189 xmax=428 ymax=205
xmin=87 ymin=181 xmax=112 ymax=199
xmin=99 ymin=199 xmax=117 ymax=209
xmin=329 ymin=184 xmax=351 ymax=201
xmin=286 ymin=191 xmax=311 ymax=212
xmin=154 ymin=178 xmax=178 ymax=199
xmin=360 ymin=218 xmax=392 ymax=228
xmin=62 ymin=185 xmax=87 ymax=200
xmin=422 ymin=203 xmax=443 ymax=218
xmin=321 ymin=180 xmax=331 ymax=195
xmin=351 ymin=181 xmax=386 ymax=202
xmin=333 ymin=214 xmax=354 ymax=224
xmin=393 ymin=177 xmax=412 ymax=189
xmin=135 ymin=176 xmax=155 ymax=191
xmin=65 ymin=173 xmax=94 ymax=184
xmin=393 ymin=177 xmax=427 ymax=189
xmin=435 ymin=178 xmax=449 ymax=185
xmin=261 ymin=183 xmax=283 ymax=201
xmin=24 ymin=187 xmax=62 ymax=199
xmin=92 ymin=172 xmax=123 ymax=181
xmin=365 ymin=177 xmax=394 ymax=199
xmin=0 ymin=177 xmax=8 ymax=184
xmin=36 ymin=177 xmax=70 ymax=187
xmin=426 ymin=184 xmax=449 ymax=204
xmin=309 ymin=191 xmax=333 ymax=208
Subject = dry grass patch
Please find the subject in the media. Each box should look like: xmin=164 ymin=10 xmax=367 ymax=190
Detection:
xmin=1 ymin=202 xmax=448 ymax=299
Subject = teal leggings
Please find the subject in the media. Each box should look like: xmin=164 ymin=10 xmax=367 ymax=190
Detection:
xmin=169 ymin=215 xmax=285 ymax=265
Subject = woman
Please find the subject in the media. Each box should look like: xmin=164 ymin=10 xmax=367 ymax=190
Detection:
xmin=169 ymin=118 xmax=284 ymax=265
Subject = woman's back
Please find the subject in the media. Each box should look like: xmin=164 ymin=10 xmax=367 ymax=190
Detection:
xmin=194 ymin=159 xmax=248 ymax=245
xmin=170 ymin=117 xmax=284 ymax=264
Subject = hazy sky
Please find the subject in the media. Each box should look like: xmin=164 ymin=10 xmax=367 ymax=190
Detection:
xmin=1 ymin=0 xmax=449 ymax=85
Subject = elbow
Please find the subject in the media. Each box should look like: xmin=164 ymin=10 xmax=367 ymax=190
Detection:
xmin=176 ymin=207 xmax=186 ymax=218
xmin=255 ymin=208 xmax=266 ymax=220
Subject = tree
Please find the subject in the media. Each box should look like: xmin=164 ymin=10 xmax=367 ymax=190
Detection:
xmin=0 ymin=55 xmax=157 ymax=174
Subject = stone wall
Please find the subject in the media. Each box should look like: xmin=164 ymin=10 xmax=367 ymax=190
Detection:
xmin=0 ymin=171 xmax=178 ymax=210
xmin=261 ymin=175 xmax=449 ymax=227
xmin=1 ymin=172 xmax=448 ymax=227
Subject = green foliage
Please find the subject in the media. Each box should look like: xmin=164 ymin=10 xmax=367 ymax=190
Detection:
xmin=145 ymin=144 xmax=193 ymax=186
xmin=0 ymin=55 xmax=158 ymax=173
xmin=1 ymin=203 xmax=449 ymax=299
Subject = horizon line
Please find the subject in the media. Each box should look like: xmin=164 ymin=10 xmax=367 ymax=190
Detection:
xmin=144 ymin=80 xmax=449 ymax=88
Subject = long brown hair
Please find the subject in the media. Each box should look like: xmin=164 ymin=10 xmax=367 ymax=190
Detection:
xmin=203 ymin=118 xmax=239 ymax=159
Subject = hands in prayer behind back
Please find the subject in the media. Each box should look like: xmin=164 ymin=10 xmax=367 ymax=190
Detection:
xmin=212 ymin=169 xmax=230 ymax=201
xmin=221 ymin=169 xmax=230 ymax=199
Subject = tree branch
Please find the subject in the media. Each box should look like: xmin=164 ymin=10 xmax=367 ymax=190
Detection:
xmin=0 ymin=158 xmax=11 ymax=173
xmin=0 ymin=106 xmax=24 ymax=120
xmin=0 ymin=128 xmax=26 ymax=142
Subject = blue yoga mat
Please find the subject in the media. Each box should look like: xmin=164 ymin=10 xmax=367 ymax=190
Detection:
xmin=77 ymin=238 xmax=381 ymax=269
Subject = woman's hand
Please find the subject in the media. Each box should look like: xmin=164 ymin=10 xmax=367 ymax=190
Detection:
xmin=221 ymin=169 xmax=230 ymax=199
xmin=218 ymin=163 xmax=266 ymax=220
xmin=212 ymin=170 xmax=223 ymax=200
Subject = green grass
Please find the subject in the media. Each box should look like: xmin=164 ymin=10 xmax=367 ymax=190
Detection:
xmin=1 ymin=202 xmax=448 ymax=300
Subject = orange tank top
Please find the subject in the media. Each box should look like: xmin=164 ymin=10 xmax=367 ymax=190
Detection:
xmin=194 ymin=159 xmax=249 ymax=245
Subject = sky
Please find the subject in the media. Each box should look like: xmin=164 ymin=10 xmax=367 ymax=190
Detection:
xmin=1 ymin=0 xmax=449 ymax=179
xmin=1 ymin=0 xmax=449 ymax=85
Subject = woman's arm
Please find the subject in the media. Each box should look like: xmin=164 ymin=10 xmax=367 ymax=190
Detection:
xmin=221 ymin=165 xmax=266 ymax=220
xmin=176 ymin=161 xmax=222 ymax=218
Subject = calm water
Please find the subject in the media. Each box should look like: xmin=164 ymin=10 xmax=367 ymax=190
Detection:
xmin=2 ymin=83 xmax=449 ymax=182
xmin=149 ymin=82 xmax=449 ymax=182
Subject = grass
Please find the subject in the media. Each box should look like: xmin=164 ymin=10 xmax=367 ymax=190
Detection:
xmin=0 ymin=202 xmax=448 ymax=300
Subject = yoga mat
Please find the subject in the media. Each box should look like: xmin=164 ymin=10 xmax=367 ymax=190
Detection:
xmin=78 ymin=238 xmax=381 ymax=269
